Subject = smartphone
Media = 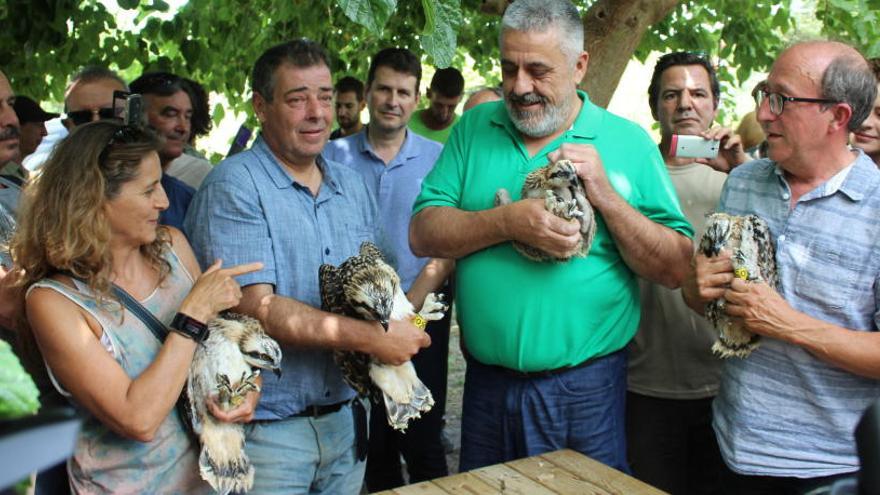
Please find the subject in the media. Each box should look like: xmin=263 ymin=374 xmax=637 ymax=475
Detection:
xmin=670 ymin=134 xmax=720 ymax=159
xmin=111 ymin=90 xmax=144 ymax=126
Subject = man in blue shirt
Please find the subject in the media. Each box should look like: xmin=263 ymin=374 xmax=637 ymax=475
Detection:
xmin=324 ymin=47 xmax=453 ymax=491
xmin=683 ymin=41 xmax=880 ymax=493
xmin=184 ymin=39 xmax=430 ymax=495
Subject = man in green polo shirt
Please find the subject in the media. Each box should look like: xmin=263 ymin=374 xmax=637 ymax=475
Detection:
xmin=408 ymin=67 xmax=464 ymax=144
xmin=410 ymin=0 xmax=694 ymax=473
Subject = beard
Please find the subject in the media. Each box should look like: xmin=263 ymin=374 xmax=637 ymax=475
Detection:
xmin=505 ymin=90 xmax=572 ymax=138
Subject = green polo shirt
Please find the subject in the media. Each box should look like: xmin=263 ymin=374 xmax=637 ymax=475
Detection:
xmin=408 ymin=109 xmax=458 ymax=144
xmin=413 ymin=91 xmax=693 ymax=371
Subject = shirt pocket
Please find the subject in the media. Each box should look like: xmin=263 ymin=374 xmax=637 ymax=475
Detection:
xmin=794 ymin=239 xmax=859 ymax=310
xmin=340 ymin=222 xmax=376 ymax=258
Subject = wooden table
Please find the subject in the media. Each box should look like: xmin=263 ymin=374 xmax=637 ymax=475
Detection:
xmin=375 ymin=448 xmax=667 ymax=494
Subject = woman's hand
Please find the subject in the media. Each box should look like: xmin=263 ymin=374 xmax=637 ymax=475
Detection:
xmin=206 ymin=381 xmax=261 ymax=424
xmin=179 ymin=260 xmax=263 ymax=323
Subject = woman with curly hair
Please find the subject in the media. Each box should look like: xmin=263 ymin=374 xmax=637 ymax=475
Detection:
xmin=12 ymin=121 xmax=261 ymax=494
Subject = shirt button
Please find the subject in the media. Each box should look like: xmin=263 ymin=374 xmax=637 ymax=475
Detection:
xmin=782 ymin=192 xmax=790 ymax=200
xmin=778 ymin=235 xmax=786 ymax=242
xmin=325 ymin=248 xmax=330 ymax=255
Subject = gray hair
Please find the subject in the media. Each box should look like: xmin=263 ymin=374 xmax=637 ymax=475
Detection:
xmin=64 ymin=66 xmax=128 ymax=110
xmin=500 ymin=0 xmax=583 ymax=63
xmin=822 ymin=54 xmax=877 ymax=131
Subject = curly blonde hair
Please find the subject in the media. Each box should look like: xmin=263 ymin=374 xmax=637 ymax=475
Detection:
xmin=11 ymin=121 xmax=171 ymax=369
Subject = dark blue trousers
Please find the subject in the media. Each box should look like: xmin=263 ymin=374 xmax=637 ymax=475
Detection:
xmin=459 ymin=349 xmax=629 ymax=473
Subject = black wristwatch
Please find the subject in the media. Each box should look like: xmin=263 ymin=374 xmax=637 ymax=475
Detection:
xmin=170 ymin=312 xmax=210 ymax=343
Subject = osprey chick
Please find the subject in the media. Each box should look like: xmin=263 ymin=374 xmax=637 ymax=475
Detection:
xmin=495 ymin=159 xmax=596 ymax=262
xmin=319 ymin=242 xmax=447 ymax=431
xmin=699 ymin=213 xmax=778 ymax=358
xmin=186 ymin=312 xmax=282 ymax=495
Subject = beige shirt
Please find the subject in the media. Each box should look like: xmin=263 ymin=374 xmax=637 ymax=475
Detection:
xmin=627 ymin=163 xmax=728 ymax=399
xmin=166 ymin=154 xmax=212 ymax=189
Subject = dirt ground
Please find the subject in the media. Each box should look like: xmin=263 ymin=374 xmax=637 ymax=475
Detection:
xmin=444 ymin=320 xmax=465 ymax=474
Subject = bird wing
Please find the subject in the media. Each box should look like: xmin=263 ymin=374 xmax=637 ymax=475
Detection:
xmin=319 ymin=263 xmax=344 ymax=314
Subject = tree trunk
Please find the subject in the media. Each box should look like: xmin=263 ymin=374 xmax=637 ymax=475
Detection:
xmin=581 ymin=0 xmax=681 ymax=108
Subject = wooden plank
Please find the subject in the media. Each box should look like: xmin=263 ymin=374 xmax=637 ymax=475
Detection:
xmin=506 ymin=454 xmax=612 ymax=494
xmin=541 ymin=449 xmax=669 ymax=495
xmin=431 ymin=471 xmax=499 ymax=494
xmin=373 ymin=481 xmax=451 ymax=495
xmin=472 ymin=462 xmax=557 ymax=494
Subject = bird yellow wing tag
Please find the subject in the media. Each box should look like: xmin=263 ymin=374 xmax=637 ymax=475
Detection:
xmin=734 ymin=267 xmax=749 ymax=280
xmin=411 ymin=314 xmax=427 ymax=330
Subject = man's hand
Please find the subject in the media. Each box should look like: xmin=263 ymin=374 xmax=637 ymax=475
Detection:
xmin=681 ymin=250 xmax=735 ymax=312
xmin=369 ymin=319 xmax=431 ymax=366
xmin=723 ymin=278 xmax=803 ymax=341
xmin=501 ymin=198 xmax=581 ymax=259
xmin=548 ymin=143 xmax=617 ymax=208
xmin=696 ymin=127 xmax=748 ymax=173
xmin=207 ymin=376 xmax=262 ymax=424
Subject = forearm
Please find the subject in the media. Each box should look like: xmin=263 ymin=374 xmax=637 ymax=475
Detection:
xmin=236 ymin=286 xmax=384 ymax=354
xmin=410 ymin=206 xmax=510 ymax=259
xmin=595 ymin=193 xmax=693 ymax=288
xmin=118 ymin=335 xmax=197 ymax=440
xmin=784 ymin=315 xmax=880 ymax=379
xmin=407 ymin=258 xmax=454 ymax=312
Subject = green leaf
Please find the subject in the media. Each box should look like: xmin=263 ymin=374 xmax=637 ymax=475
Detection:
xmin=117 ymin=0 xmax=140 ymax=9
xmin=419 ymin=0 xmax=461 ymax=68
xmin=421 ymin=0 xmax=437 ymax=35
xmin=339 ymin=0 xmax=397 ymax=33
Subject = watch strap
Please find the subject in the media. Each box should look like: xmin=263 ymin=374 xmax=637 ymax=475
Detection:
xmin=170 ymin=312 xmax=209 ymax=343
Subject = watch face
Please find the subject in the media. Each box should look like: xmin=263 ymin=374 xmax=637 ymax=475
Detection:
xmin=172 ymin=313 xmax=208 ymax=342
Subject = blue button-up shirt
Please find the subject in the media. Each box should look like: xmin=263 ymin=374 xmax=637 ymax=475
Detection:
xmin=713 ymin=150 xmax=880 ymax=477
xmin=184 ymin=136 xmax=378 ymax=420
xmin=323 ymin=129 xmax=442 ymax=290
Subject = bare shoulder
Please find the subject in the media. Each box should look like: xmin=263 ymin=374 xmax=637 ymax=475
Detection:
xmin=164 ymin=226 xmax=202 ymax=279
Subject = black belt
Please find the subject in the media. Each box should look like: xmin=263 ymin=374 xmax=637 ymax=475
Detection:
xmin=292 ymin=400 xmax=349 ymax=417
xmin=466 ymin=348 xmax=618 ymax=379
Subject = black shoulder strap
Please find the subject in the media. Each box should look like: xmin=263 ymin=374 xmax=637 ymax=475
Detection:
xmin=64 ymin=273 xmax=169 ymax=343
xmin=107 ymin=283 xmax=169 ymax=343
xmin=0 ymin=174 xmax=24 ymax=188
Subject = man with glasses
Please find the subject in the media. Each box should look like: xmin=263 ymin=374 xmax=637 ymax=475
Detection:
xmin=25 ymin=66 xmax=127 ymax=172
xmin=683 ymin=41 xmax=880 ymax=493
xmin=627 ymin=51 xmax=747 ymax=495
xmin=410 ymin=0 xmax=693 ymax=472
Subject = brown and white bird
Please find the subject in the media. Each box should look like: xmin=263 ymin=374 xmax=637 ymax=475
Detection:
xmin=185 ymin=312 xmax=282 ymax=495
xmin=495 ymin=159 xmax=596 ymax=262
xmin=699 ymin=213 xmax=778 ymax=358
xmin=319 ymin=242 xmax=447 ymax=431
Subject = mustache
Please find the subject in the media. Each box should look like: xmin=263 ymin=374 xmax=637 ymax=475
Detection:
xmin=0 ymin=126 xmax=20 ymax=140
xmin=507 ymin=92 xmax=548 ymax=106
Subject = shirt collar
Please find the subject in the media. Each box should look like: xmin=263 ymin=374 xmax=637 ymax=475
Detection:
xmin=356 ymin=126 xmax=421 ymax=167
xmin=489 ymin=90 xmax=600 ymax=140
xmin=253 ymin=134 xmax=343 ymax=194
xmin=772 ymin=149 xmax=877 ymax=202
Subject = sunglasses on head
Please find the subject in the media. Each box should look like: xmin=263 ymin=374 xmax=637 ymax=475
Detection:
xmin=67 ymin=108 xmax=122 ymax=126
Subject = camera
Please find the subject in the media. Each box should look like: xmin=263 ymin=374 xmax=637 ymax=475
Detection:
xmin=670 ymin=134 xmax=720 ymax=159
xmin=112 ymin=90 xmax=145 ymax=127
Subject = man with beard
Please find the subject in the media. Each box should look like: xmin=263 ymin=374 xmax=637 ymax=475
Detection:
xmin=130 ymin=72 xmax=209 ymax=229
xmin=330 ymin=76 xmax=365 ymax=140
xmin=410 ymin=0 xmax=693 ymax=472
xmin=408 ymin=67 xmax=464 ymax=144
xmin=0 ymin=71 xmax=21 ymax=261
xmin=323 ymin=47 xmax=452 ymax=491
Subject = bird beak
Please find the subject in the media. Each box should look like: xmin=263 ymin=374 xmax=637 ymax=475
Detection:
xmin=272 ymin=367 xmax=282 ymax=378
xmin=379 ymin=319 xmax=389 ymax=332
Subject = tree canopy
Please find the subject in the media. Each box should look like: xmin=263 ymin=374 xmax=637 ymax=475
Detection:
xmin=2 ymin=0 xmax=878 ymax=124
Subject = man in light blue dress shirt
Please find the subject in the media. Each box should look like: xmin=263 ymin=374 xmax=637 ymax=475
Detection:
xmin=184 ymin=39 xmax=430 ymax=495
xmin=323 ymin=47 xmax=453 ymax=492
xmin=683 ymin=41 xmax=880 ymax=494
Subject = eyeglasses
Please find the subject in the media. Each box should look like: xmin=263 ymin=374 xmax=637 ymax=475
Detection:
xmin=67 ymin=107 xmax=121 ymax=126
xmin=752 ymin=81 xmax=839 ymax=116
xmin=98 ymin=125 xmax=143 ymax=164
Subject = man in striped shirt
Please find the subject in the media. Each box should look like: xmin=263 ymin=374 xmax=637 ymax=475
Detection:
xmin=683 ymin=40 xmax=880 ymax=494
